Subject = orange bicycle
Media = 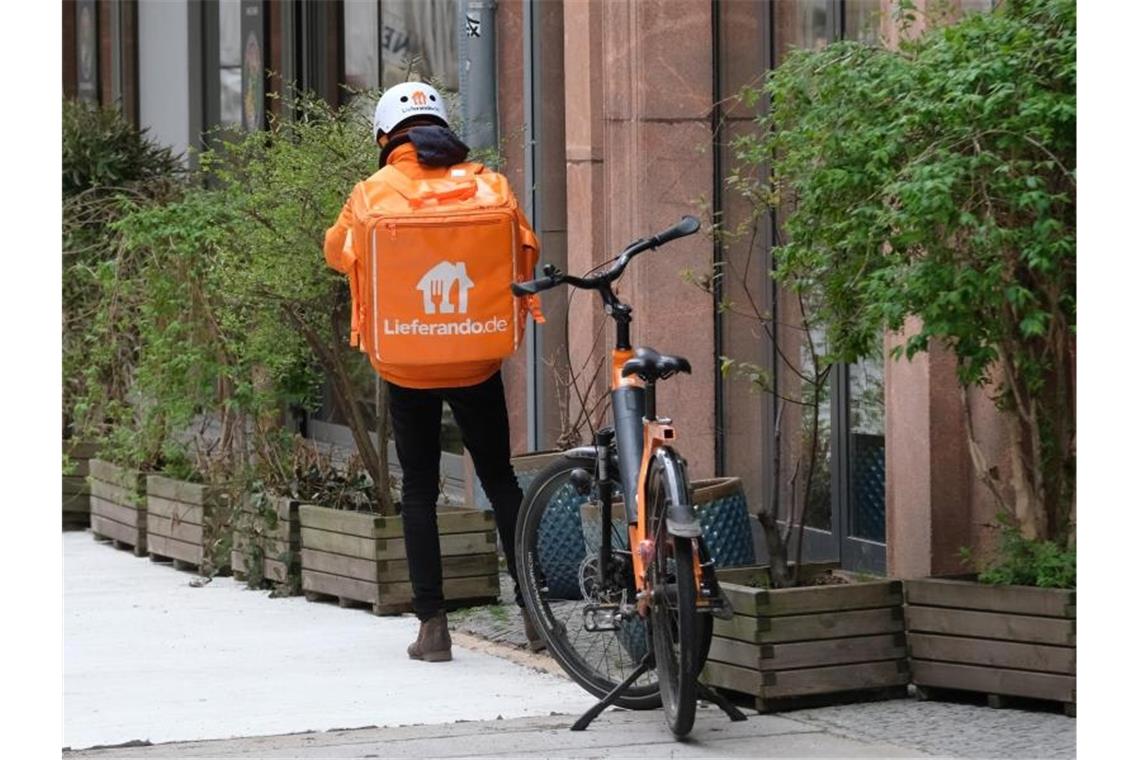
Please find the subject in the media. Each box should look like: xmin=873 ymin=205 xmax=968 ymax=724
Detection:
xmin=512 ymin=216 xmax=745 ymax=738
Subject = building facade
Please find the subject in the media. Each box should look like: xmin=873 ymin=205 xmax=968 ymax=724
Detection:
xmin=63 ymin=0 xmax=1007 ymax=579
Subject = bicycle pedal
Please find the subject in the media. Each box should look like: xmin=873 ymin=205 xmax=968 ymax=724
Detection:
xmin=583 ymin=603 xmax=630 ymax=632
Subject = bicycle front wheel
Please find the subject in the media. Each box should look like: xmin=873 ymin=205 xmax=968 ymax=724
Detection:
xmin=515 ymin=453 xmax=660 ymax=710
xmin=647 ymin=455 xmax=707 ymax=738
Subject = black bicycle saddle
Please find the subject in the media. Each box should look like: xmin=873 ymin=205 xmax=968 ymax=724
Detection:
xmin=620 ymin=347 xmax=692 ymax=383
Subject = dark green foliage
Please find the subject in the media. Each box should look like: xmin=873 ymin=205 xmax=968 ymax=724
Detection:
xmin=193 ymin=88 xmax=396 ymax=512
xmin=63 ymin=99 xmax=181 ymax=197
xmin=68 ymin=86 xmax=397 ymax=516
xmin=731 ymin=0 xmax=1075 ymax=548
xmin=963 ymin=514 xmax=1076 ymax=589
xmin=63 ymin=99 xmax=183 ymax=447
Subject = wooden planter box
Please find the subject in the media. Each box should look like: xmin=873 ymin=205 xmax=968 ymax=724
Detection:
xmin=63 ymin=441 xmax=99 ymax=530
xmin=232 ymin=494 xmax=301 ymax=590
xmin=702 ymin=563 xmax=909 ymax=712
xmin=145 ymin=475 xmax=233 ymax=573
xmin=905 ymin=577 xmax=1076 ymax=715
xmin=300 ymin=504 xmax=500 ymax=615
xmin=88 ymin=459 xmax=147 ymax=556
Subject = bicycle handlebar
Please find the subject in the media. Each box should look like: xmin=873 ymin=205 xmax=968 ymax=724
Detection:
xmin=510 ymin=215 xmax=701 ymax=298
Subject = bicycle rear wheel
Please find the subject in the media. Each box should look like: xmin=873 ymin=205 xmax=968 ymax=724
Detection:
xmin=515 ymin=454 xmax=660 ymax=710
xmin=646 ymin=455 xmax=708 ymax=738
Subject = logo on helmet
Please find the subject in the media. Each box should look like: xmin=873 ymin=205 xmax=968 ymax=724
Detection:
xmin=411 ymin=90 xmax=428 ymax=106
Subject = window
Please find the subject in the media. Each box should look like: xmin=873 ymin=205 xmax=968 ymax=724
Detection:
xmin=380 ymin=1 xmax=458 ymax=91
xmin=344 ymin=0 xmax=380 ymax=91
xmin=844 ymin=0 xmax=882 ymax=44
xmin=847 ymin=346 xmax=886 ymax=543
xmin=219 ymin=0 xmax=242 ymax=128
xmin=775 ymin=0 xmax=835 ymax=56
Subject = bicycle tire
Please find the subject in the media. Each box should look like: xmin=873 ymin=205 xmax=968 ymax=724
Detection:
xmin=515 ymin=453 xmax=661 ymax=710
xmin=646 ymin=455 xmax=707 ymax=738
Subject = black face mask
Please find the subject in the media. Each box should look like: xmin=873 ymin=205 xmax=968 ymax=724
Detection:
xmin=379 ymin=125 xmax=471 ymax=168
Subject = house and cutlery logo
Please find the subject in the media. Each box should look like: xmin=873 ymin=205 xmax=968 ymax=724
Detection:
xmin=417 ymin=261 xmax=473 ymax=314
xmin=383 ymin=260 xmax=509 ymax=337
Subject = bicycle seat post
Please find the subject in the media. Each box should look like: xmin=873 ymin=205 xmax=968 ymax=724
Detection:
xmin=643 ymin=379 xmax=657 ymax=422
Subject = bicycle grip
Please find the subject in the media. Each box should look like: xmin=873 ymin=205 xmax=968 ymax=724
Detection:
xmin=650 ymin=215 xmax=701 ymax=247
xmin=511 ymin=275 xmax=557 ymax=296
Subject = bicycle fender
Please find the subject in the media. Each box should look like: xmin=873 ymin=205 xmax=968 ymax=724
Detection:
xmin=652 ymin=448 xmax=703 ymax=539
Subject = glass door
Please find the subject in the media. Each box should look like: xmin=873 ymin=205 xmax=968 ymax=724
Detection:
xmin=766 ymin=0 xmax=886 ymax=574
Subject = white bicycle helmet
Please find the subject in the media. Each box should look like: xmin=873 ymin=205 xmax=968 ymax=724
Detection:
xmin=373 ymin=82 xmax=449 ymax=139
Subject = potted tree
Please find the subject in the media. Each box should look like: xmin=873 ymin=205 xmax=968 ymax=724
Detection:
xmin=715 ymin=0 xmax=1075 ymax=714
xmin=112 ymin=187 xmax=252 ymax=576
xmin=62 ymin=99 xmax=179 ymax=532
xmin=688 ymin=180 xmax=908 ymax=714
xmin=195 ymin=89 xmax=498 ymax=610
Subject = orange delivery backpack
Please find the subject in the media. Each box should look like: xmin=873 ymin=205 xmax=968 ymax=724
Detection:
xmin=340 ymin=161 xmax=542 ymax=372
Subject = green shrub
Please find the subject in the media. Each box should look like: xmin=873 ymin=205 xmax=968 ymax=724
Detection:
xmin=730 ymin=0 xmax=1075 ymax=549
xmin=191 ymin=88 xmax=396 ymax=512
xmin=63 ymin=99 xmax=182 ymax=442
xmin=963 ymin=514 xmax=1076 ymax=589
xmin=63 ymin=99 xmax=181 ymax=197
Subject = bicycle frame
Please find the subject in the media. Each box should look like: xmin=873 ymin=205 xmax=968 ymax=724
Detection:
xmin=513 ymin=215 xmax=715 ymax=619
xmin=564 ymin=295 xmax=707 ymax=619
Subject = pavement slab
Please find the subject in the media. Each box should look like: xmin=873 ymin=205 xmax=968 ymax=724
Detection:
xmin=64 ymin=707 xmax=930 ymax=759
xmin=788 ymin=698 xmax=1075 ymax=759
xmin=63 ymin=532 xmax=594 ymax=751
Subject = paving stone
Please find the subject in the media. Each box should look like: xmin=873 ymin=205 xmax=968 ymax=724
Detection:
xmin=787 ymin=695 xmax=1075 ymax=759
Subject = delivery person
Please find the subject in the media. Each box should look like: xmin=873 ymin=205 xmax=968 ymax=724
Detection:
xmin=323 ymin=82 xmax=544 ymax=663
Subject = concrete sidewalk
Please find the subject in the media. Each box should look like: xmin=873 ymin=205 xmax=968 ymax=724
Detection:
xmin=63 ymin=531 xmax=594 ymax=750
xmin=64 ymin=707 xmax=930 ymax=758
xmin=63 ymin=530 xmax=1075 ymax=759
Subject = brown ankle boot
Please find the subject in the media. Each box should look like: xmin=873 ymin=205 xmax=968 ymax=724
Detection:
xmin=522 ymin=608 xmax=546 ymax=653
xmin=407 ymin=611 xmax=452 ymax=662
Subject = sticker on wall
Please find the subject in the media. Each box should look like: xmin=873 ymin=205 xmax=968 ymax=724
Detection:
xmin=465 ymin=12 xmax=482 ymax=39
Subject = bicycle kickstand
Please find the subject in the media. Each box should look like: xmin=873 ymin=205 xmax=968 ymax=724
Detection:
xmin=570 ymin=654 xmax=653 ymax=731
xmin=696 ymin=681 xmax=748 ymax=722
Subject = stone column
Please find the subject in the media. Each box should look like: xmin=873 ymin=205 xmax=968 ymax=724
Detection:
xmin=562 ymin=0 xmax=612 ymax=450
xmin=885 ymin=321 xmax=973 ymax=577
xmin=882 ymin=0 xmax=1007 ymax=577
xmin=569 ymin=0 xmax=717 ymax=477
xmin=496 ymin=0 xmax=529 ymax=453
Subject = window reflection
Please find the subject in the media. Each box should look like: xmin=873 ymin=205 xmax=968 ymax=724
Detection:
xmin=773 ymin=0 xmax=837 ymax=534
xmin=775 ymin=0 xmax=833 ymax=59
xmin=344 ymin=0 xmax=379 ymax=91
xmin=801 ymin=324 xmax=833 ymax=532
xmin=848 ymin=340 xmax=885 ymax=543
xmin=844 ymin=0 xmax=882 ymax=44
xmin=219 ymin=0 xmax=241 ymax=127
xmin=381 ymin=1 xmax=458 ymax=91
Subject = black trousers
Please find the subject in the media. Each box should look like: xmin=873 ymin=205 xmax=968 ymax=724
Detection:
xmin=388 ymin=371 xmax=524 ymax=621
